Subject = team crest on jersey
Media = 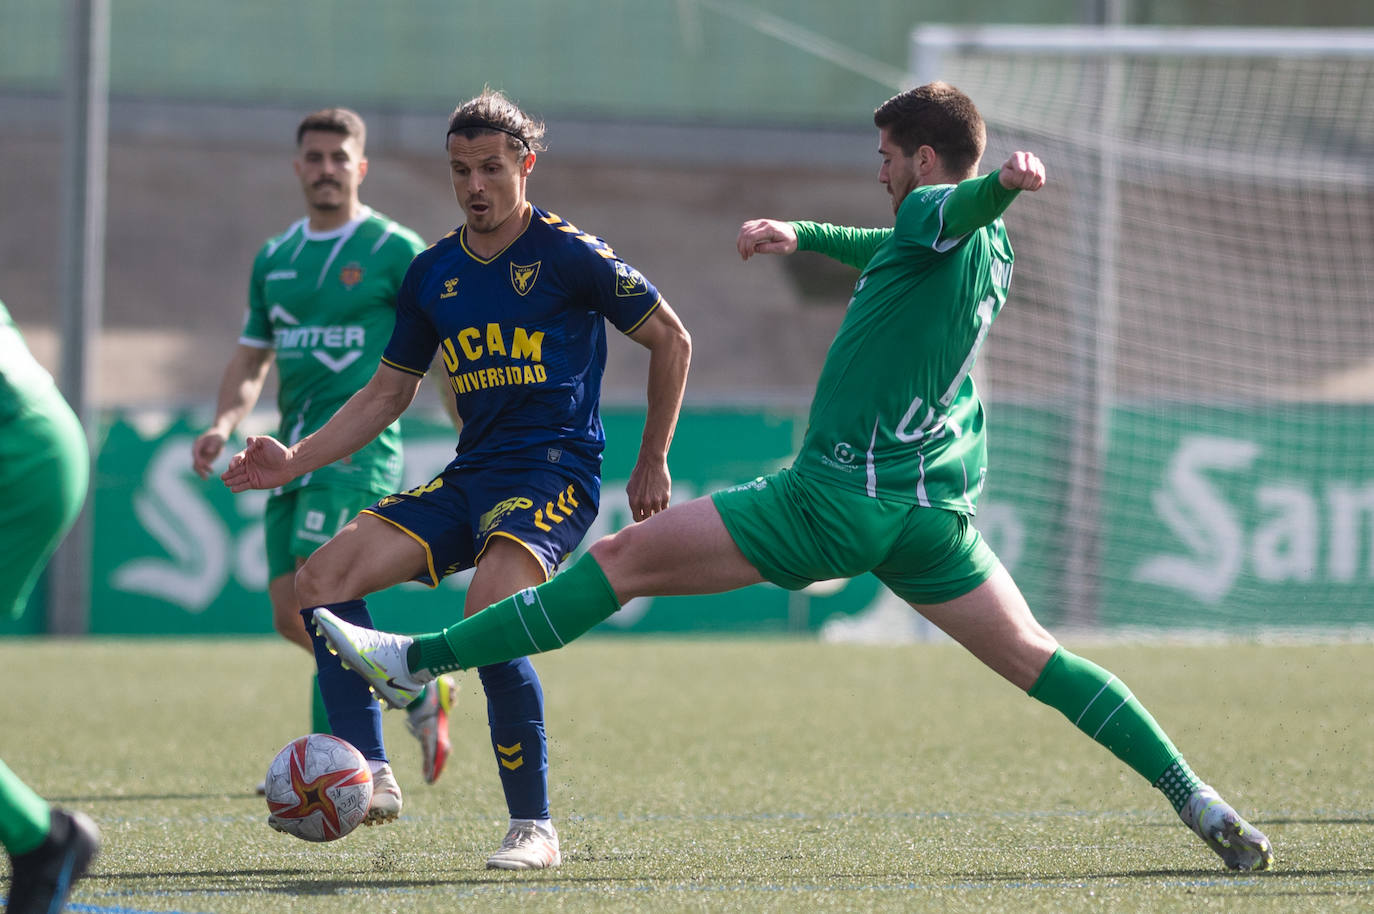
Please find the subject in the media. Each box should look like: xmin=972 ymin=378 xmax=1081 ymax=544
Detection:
xmin=440 ymin=278 xmax=459 ymax=299
xmin=339 ymin=262 xmax=364 ymax=289
xmin=510 ymin=261 xmax=541 ymax=297
xmin=478 ymin=496 xmax=535 ymax=534
xmin=613 ymin=261 xmax=648 ymax=297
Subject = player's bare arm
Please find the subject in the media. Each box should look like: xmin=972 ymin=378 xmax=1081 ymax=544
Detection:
xmin=192 ymin=343 xmax=275 ymax=479
xmin=623 ymin=300 xmax=692 ymax=521
xmin=998 ymin=151 xmax=1046 ymax=191
xmin=736 ymin=219 xmax=798 ymax=260
xmin=221 ymin=363 xmax=421 ymax=493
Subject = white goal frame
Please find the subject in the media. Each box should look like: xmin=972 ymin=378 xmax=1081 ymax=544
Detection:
xmin=907 ymin=26 xmax=1374 ymax=625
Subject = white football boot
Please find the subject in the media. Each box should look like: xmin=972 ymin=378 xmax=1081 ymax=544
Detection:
xmin=312 ymin=608 xmax=435 ymax=710
xmin=1180 ymin=786 xmax=1274 ymax=871
xmin=486 ymin=820 xmax=562 ymax=870
xmin=362 ymin=763 xmax=403 ymax=826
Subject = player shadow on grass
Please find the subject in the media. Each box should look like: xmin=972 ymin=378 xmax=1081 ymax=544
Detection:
xmin=941 ymin=866 xmax=1359 ymax=881
xmin=44 ymin=791 xmax=257 ymax=803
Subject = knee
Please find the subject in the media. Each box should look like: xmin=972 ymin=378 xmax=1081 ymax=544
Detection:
xmin=294 ymin=556 xmax=332 ymax=608
xmin=587 ymin=527 xmax=636 ymax=576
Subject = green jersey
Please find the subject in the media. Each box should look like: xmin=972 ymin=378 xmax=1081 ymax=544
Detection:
xmin=790 ymin=171 xmax=1019 ymax=514
xmin=0 ymin=301 xmax=59 ymax=422
xmin=242 ymin=207 xmax=425 ymax=494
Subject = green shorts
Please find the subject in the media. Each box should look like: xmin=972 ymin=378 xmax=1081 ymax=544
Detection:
xmin=710 ymin=467 xmax=1000 ymax=605
xmin=0 ymin=388 xmax=89 ymax=619
xmin=263 ymin=486 xmax=383 ymax=579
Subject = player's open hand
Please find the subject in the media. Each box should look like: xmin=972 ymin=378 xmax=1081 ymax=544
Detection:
xmin=191 ymin=429 xmax=228 ymax=480
xmin=626 ymin=457 xmax=671 ymax=522
xmin=221 ymin=434 xmax=294 ymax=493
xmin=737 ymin=219 xmax=798 ymax=260
xmin=998 ymin=152 xmax=1046 ymax=191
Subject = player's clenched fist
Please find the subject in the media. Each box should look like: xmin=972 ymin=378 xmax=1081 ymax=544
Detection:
xmin=736 ymin=218 xmax=798 ymax=260
xmin=998 ymin=151 xmax=1046 ymax=191
xmin=222 ymin=434 xmax=294 ymax=493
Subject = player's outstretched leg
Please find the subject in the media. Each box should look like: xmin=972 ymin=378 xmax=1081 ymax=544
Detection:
xmin=4 ymin=808 xmax=100 ymax=914
xmin=313 ymin=608 xmax=434 ymax=709
xmin=1028 ymin=647 xmax=1275 ymax=871
xmin=405 ymin=676 xmax=457 ymax=785
xmin=1179 ymin=785 xmax=1274 ymax=871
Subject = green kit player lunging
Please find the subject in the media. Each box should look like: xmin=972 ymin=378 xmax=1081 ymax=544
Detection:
xmin=191 ymin=108 xmax=457 ymax=792
xmin=309 ymin=83 xmax=1273 ymax=872
xmin=0 ymin=300 xmax=100 ymax=912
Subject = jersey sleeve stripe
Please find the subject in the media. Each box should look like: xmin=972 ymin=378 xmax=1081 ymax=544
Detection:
xmin=380 ymin=355 xmax=428 ymax=377
xmin=621 ymin=296 xmax=663 ymax=335
xmin=370 ymin=223 xmax=399 ymax=254
xmin=238 ymin=335 xmax=273 ymax=349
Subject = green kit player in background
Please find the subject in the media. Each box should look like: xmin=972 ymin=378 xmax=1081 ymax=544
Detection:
xmin=0 ymin=300 xmax=101 ymax=912
xmin=190 ymin=108 xmax=459 ymax=789
xmin=311 ymin=83 xmax=1274 ymax=872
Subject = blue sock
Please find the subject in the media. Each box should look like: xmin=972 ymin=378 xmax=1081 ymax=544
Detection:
xmin=302 ymin=601 xmax=386 ymax=763
xmin=478 ymin=658 xmax=549 ymax=820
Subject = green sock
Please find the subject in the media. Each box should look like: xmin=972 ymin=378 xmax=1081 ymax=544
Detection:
xmin=310 ymin=675 xmax=330 ymax=734
xmin=409 ymin=552 xmax=620 ymax=673
xmin=0 ymin=760 xmax=51 ymax=855
xmin=1154 ymin=757 xmax=1205 ymax=813
xmin=1028 ymin=647 xmax=1182 ymax=785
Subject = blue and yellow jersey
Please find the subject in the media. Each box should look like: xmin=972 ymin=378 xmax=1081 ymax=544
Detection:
xmin=383 ymin=204 xmax=662 ymax=495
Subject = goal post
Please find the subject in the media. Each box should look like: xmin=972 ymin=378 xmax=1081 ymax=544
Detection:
xmin=906 ymin=26 xmax=1374 ymax=633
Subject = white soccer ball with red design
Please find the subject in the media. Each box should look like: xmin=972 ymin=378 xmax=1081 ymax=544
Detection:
xmin=265 ymin=734 xmax=373 ymax=842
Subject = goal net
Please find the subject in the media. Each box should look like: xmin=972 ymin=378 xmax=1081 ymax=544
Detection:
xmin=908 ymin=26 xmax=1374 ymax=633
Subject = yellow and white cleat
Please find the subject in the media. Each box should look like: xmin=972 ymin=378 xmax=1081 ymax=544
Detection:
xmin=1180 ymin=787 xmax=1274 ymax=871
xmin=312 ymin=608 xmax=432 ymax=710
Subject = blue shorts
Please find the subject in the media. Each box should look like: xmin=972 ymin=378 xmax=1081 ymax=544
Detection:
xmin=361 ymin=465 xmax=598 ymax=587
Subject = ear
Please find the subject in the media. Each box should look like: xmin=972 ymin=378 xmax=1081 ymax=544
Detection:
xmin=521 ymin=151 xmax=536 ymax=177
xmin=916 ymin=145 xmax=939 ymax=177
xmin=357 ymin=156 xmax=369 ymax=183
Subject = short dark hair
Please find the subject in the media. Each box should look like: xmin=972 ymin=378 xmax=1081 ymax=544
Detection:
xmin=296 ymin=107 xmax=367 ymax=150
xmin=873 ymin=82 xmax=985 ymax=177
xmin=446 ymin=88 xmax=546 ymax=156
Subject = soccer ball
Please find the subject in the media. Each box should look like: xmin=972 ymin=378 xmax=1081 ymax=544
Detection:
xmin=264 ymin=734 xmax=373 ymax=842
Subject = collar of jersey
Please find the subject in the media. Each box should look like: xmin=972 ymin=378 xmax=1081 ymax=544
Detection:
xmin=459 ymin=205 xmax=534 ymax=264
xmin=300 ymin=205 xmax=374 ymax=242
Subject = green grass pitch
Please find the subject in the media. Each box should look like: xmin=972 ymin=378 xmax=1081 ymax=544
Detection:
xmin=2 ymin=637 xmax=1372 ymax=913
